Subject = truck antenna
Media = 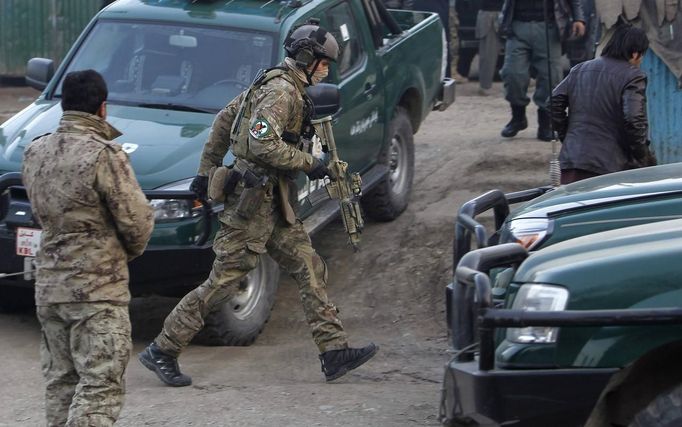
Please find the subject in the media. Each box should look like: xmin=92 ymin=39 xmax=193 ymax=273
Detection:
xmin=543 ymin=0 xmax=561 ymax=187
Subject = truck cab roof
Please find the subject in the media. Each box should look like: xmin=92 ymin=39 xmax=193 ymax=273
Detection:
xmin=101 ymin=0 xmax=305 ymax=32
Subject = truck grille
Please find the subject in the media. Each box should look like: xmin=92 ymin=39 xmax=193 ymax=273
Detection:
xmin=9 ymin=187 xmax=28 ymax=202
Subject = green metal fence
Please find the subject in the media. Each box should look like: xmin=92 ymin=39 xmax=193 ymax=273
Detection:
xmin=0 ymin=0 xmax=101 ymax=77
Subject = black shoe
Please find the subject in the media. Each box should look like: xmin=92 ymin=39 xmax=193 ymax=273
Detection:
xmin=319 ymin=343 xmax=379 ymax=382
xmin=537 ymin=108 xmax=554 ymax=141
xmin=501 ymin=105 xmax=528 ymax=138
xmin=138 ymin=343 xmax=192 ymax=387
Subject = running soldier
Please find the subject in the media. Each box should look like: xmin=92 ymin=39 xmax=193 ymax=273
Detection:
xmin=139 ymin=22 xmax=378 ymax=386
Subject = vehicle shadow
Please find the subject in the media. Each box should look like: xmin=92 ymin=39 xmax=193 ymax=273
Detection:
xmin=129 ymin=295 xmax=178 ymax=343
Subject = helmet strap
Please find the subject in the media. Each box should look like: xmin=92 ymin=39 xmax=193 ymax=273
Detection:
xmin=304 ymin=58 xmax=322 ymax=86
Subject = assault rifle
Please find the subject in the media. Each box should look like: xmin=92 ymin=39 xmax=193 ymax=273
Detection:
xmin=312 ymin=116 xmax=364 ymax=251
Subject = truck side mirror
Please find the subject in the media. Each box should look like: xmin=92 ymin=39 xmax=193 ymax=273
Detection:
xmin=25 ymin=58 xmax=55 ymax=91
xmin=305 ymin=83 xmax=340 ymax=118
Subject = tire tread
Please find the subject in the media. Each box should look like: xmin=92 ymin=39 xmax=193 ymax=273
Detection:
xmin=193 ymin=256 xmax=279 ymax=346
xmin=630 ymin=383 xmax=682 ymax=427
xmin=362 ymin=106 xmax=415 ymax=222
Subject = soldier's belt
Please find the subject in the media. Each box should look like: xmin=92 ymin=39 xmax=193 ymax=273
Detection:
xmin=208 ymin=159 xmax=274 ymax=202
xmin=234 ymin=158 xmax=270 ymax=177
xmin=233 ymin=159 xmax=296 ymax=226
xmin=242 ymin=169 xmax=269 ymax=188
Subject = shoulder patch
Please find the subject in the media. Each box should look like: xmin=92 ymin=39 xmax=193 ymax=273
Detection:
xmin=249 ymin=119 xmax=272 ymax=139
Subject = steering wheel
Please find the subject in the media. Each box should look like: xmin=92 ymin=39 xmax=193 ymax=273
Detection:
xmin=193 ymin=79 xmax=250 ymax=106
xmin=208 ymin=79 xmax=249 ymax=91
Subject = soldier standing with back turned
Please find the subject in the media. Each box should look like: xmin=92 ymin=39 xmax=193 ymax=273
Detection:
xmin=139 ymin=21 xmax=378 ymax=386
xmin=22 ymin=69 xmax=154 ymax=426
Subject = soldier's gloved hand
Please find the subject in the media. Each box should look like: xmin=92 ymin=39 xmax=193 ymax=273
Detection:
xmin=190 ymin=175 xmax=209 ymax=200
xmin=306 ymin=158 xmax=331 ymax=181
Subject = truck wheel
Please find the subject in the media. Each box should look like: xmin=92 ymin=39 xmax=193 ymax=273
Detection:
xmin=630 ymin=383 xmax=682 ymax=427
xmin=194 ymin=254 xmax=280 ymax=346
xmin=362 ymin=106 xmax=414 ymax=221
xmin=0 ymin=287 xmax=34 ymax=312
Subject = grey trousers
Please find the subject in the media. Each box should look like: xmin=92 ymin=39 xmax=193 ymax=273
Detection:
xmin=500 ymin=20 xmax=562 ymax=109
xmin=475 ymin=10 xmax=502 ymax=90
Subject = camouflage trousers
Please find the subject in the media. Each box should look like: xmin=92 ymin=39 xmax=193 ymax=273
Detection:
xmin=155 ymin=181 xmax=348 ymax=356
xmin=449 ymin=5 xmax=459 ymax=74
xmin=37 ymin=302 xmax=132 ymax=427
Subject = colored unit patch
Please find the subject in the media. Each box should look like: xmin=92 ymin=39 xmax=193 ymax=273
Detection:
xmin=249 ymin=119 xmax=271 ymax=139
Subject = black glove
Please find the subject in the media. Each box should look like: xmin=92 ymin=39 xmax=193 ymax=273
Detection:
xmin=306 ymin=159 xmax=330 ymax=181
xmin=190 ymin=175 xmax=208 ymax=199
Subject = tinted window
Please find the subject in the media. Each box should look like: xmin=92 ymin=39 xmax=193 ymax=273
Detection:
xmin=55 ymin=21 xmax=276 ymax=111
xmin=325 ymin=3 xmax=365 ymax=76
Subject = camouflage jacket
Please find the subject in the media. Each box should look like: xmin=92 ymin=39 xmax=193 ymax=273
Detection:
xmin=197 ymin=62 xmax=316 ymax=176
xmin=22 ymin=111 xmax=154 ymax=305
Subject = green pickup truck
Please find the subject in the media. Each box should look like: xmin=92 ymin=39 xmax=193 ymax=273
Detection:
xmin=454 ymin=163 xmax=682 ymax=267
xmin=441 ymin=165 xmax=682 ymax=426
xmin=442 ymin=221 xmax=682 ymax=427
xmin=0 ymin=0 xmax=454 ymax=344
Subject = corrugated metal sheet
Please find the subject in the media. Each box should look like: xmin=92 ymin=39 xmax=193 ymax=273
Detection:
xmin=0 ymin=0 xmax=100 ymax=77
xmin=642 ymin=50 xmax=682 ymax=164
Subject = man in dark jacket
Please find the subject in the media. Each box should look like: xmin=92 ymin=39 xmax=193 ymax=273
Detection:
xmin=551 ymin=24 xmax=654 ymax=184
xmin=499 ymin=0 xmax=585 ymax=141
xmin=565 ymin=0 xmax=599 ymax=67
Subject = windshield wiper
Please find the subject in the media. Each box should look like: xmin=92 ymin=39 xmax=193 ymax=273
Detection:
xmin=137 ymin=103 xmax=215 ymax=113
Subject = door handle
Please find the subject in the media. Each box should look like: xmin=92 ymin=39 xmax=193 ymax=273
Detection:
xmin=364 ymin=82 xmax=376 ymax=95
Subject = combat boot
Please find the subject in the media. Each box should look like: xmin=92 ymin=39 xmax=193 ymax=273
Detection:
xmin=500 ymin=105 xmax=528 ymax=138
xmin=319 ymin=343 xmax=379 ymax=381
xmin=138 ymin=342 xmax=192 ymax=387
xmin=537 ymin=108 xmax=554 ymax=141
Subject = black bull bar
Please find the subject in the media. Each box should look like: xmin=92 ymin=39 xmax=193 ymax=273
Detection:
xmin=0 ymin=172 xmax=213 ymax=246
xmin=453 ymin=186 xmax=553 ymax=268
xmin=448 ymin=243 xmax=682 ymax=371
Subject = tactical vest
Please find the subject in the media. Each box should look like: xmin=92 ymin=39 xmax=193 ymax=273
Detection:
xmin=229 ymin=67 xmax=313 ymax=169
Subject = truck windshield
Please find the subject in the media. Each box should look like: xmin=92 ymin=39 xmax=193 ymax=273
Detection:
xmin=54 ymin=20 xmax=276 ymax=112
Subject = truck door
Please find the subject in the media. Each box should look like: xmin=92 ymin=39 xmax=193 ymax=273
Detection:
xmin=322 ymin=0 xmax=385 ymax=174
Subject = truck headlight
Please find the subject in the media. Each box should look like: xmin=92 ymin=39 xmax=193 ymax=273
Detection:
xmin=507 ymin=284 xmax=569 ymax=344
xmin=507 ymin=218 xmax=550 ymax=249
xmin=149 ymin=178 xmax=202 ymax=222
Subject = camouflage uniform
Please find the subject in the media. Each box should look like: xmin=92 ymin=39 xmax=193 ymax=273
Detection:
xmin=22 ymin=111 xmax=154 ymax=427
xmin=154 ymin=61 xmax=349 ymax=357
xmin=449 ymin=1 xmax=460 ymax=75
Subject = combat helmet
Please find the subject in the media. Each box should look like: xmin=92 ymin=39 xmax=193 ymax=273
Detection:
xmin=284 ymin=19 xmax=339 ymax=70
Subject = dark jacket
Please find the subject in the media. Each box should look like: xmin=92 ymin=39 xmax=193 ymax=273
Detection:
xmin=383 ymin=0 xmax=414 ymax=9
xmin=499 ymin=0 xmax=585 ymax=41
xmin=551 ymin=56 xmax=650 ymax=175
xmin=481 ymin=0 xmax=504 ymax=11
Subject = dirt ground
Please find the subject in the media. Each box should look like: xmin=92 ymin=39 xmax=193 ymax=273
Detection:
xmin=0 ymin=80 xmax=551 ymax=426
xmin=0 ymin=86 xmax=40 ymax=123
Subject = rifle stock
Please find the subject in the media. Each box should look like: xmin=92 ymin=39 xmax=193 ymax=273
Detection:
xmin=311 ymin=116 xmax=364 ymax=250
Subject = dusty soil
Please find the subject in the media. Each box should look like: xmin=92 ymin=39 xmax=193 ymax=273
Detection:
xmin=0 ymin=86 xmax=39 ymax=123
xmin=0 ymin=81 xmax=552 ymax=426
